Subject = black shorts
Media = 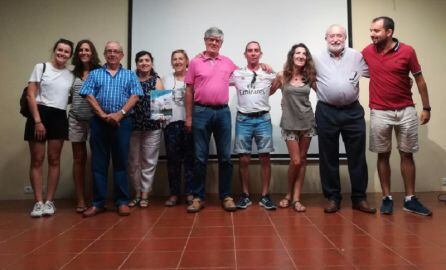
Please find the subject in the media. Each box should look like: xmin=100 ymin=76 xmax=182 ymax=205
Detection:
xmin=24 ymin=105 xmax=68 ymax=141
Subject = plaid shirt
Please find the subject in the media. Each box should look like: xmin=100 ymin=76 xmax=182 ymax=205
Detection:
xmin=80 ymin=64 xmax=143 ymax=113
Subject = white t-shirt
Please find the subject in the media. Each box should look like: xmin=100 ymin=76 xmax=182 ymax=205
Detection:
xmin=162 ymin=73 xmax=186 ymax=123
xmin=28 ymin=62 xmax=74 ymax=110
xmin=231 ymin=67 xmax=276 ymax=113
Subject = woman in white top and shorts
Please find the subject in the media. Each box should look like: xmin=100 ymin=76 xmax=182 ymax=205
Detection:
xmin=25 ymin=39 xmax=75 ymax=217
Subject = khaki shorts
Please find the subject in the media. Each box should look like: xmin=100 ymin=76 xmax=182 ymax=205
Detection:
xmin=68 ymin=115 xmax=90 ymax=142
xmin=369 ymin=107 xmax=419 ymax=153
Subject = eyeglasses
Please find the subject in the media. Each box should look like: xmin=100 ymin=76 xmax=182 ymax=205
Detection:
xmin=250 ymin=71 xmax=257 ymax=87
xmin=105 ymin=49 xmax=122 ymax=55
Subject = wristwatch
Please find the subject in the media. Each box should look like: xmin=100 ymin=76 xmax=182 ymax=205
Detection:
xmin=120 ymin=109 xmax=127 ymax=115
xmin=423 ymin=107 xmax=431 ymax=112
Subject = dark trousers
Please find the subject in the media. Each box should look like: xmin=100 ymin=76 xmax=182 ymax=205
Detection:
xmin=89 ymin=116 xmax=132 ymax=207
xmin=315 ymin=101 xmax=368 ymax=204
xmin=164 ymin=121 xmax=194 ymax=196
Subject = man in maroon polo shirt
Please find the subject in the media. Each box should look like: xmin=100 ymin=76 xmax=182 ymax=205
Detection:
xmin=362 ymin=16 xmax=432 ymax=216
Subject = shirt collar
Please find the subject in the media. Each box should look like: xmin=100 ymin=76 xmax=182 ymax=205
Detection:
xmin=199 ymin=51 xmax=221 ymax=61
xmin=328 ymin=47 xmax=345 ymax=58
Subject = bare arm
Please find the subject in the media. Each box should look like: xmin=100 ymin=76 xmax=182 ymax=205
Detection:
xmin=414 ymin=73 xmax=430 ymax=125
xmin=85 ymin=95 xmax=108 ymax=120
xmin=269 ymin=72 xmax=283 ymax=95
xmin=107 ymin=94 xmax=140 ymax=126
xmin=26 ymin=82 xmax=46 ymax=140
xmin=185 ymin=84 xmax=194 ymax=133
xmin=155 ymin=78 xmax=164 ymax=90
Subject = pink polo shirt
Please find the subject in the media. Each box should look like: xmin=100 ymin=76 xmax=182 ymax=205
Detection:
xmin=185 ymin=52 xmax=237 ymax=105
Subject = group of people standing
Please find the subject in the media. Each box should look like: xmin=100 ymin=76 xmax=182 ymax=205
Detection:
xmin=23 ymin=15 xmax=432 ymax=219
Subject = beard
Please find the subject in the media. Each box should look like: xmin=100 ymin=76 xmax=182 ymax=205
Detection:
xmin=328 ymin=43 xmax=345 ymax=54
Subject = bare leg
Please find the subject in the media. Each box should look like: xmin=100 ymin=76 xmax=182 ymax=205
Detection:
xmin=29 ymin=141 xmax=46 ymax=202
xmin=45 ymin=139 xmax=64 ymax=201
xmin=259 ymin=153 xmax=271 ymax=196
xmin=400 ymin=151 xmax=415 ymax=196
xmin=377 ymin=152 xmax=391 ymax=196
xmin=238 ymin=154 xmax=251 ymax=195
xmin=72 ymin=142 xmax=87 ymax=208
xmin=293 ymin=136 xmax=312 ymax=202
xmin=286 ymin=139 xmax=301 ymax=202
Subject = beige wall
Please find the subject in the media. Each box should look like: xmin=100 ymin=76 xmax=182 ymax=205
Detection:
xmin=0 ymin=0 xmax=445 ymax=199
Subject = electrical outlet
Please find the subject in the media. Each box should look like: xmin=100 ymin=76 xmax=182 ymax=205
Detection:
xmin=441 ymin=177 xmax=446 ymax=191
xmin=24 ymin=185 xmax=33 ymax=194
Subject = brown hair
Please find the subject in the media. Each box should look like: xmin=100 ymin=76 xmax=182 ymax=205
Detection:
xmin=283 ymin=43 xmax=316 ymax=85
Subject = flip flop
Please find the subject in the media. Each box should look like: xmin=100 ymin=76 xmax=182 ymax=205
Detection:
xmin=279 ymin=197 xmax=292 ymax=208
xmin=292 ymin=201 xmax=306 ymax=212
xmin=128 ymin=197 xmax=141 ymax=207
xmin=139 ymin=198 xmax=149 ymax=208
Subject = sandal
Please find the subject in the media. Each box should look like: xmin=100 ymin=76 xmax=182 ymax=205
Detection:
xmin=128 ymin=197 xmax=141 ymax=207
xmin=165 ymin=196 xmax=178 ymax=207
xmin=139 ymin=198 xmax=149 ymax=208
xmin=292 ymin=201 xmax=306 ymax=212
xmin=76 ymin=205 xmax=88 ymax=213
xmin=186 ymin=195 xmax=194 ymax=205
xmin=279 ymin=197 xmax=292 ymax=208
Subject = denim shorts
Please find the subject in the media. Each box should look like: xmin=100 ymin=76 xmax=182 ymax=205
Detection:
xmin=234 ymin=112 xmax=274 ymax=154
xmin=369 ymin=106 xmax=419 ymax=153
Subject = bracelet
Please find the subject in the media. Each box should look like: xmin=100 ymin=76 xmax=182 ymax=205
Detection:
xmin=423 ymin=107 xmax=431 ymax=112
xmin=34 ymin=121 xmax=42 ymax=125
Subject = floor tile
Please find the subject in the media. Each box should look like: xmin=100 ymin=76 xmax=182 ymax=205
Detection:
xmin=235 ymin=236 xmax=284 ymax=250
xmin=121 ymin=251 xmax=181 ymax=269
xmin=6 ymin=253 xmax=75 ymax=270
xmin=180 ymin=250 xmax=235 ymax=268
xmin=84 ymin=239 xmax=140 ymax=253
xmin=62 ymin=252 xmax=128 ymax=270
xmin=289 ymin=248 xmax=351 ymax=267
xmin=236 ymin=250 xmax=293 ymax=268
xmin=135 ymin=238 xmax=187 ymax=251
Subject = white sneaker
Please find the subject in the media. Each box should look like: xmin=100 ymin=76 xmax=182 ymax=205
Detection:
xmin=42 ymin=201 xmax=56 ymax=216
xmin=30 ymin=201 xmax=44 ymax=217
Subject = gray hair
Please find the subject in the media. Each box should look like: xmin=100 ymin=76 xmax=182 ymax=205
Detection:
xmin=325 ymin=24 xmax=347 ymax=38
xmin=204 ymin=27 xmax=224 ymax=40
xmin=104 ymin=41 xmax=123 ymax=53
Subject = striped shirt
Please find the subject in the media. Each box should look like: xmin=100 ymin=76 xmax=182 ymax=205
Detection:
xmin=69 ymin=77 xmax=94 ymax=121
xmin=80 ymin=64 xmax=143 ymax=113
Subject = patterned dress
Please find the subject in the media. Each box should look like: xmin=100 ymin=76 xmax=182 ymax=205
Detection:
xmin=132 ymin=73 xmax=161 ymax=131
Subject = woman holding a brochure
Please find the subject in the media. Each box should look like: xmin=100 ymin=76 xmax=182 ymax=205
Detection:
xmin=127 ymin=51 xmax=164 ymax=208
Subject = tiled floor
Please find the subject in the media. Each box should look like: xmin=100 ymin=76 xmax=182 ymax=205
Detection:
xmin=1 ymin=192 xmax=446 ymax=270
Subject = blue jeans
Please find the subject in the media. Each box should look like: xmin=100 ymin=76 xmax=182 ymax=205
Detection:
xmin=192 ymin=105 xmax=233 ymax=200
xmin=315 ymin=101 xmax=368 ymax=204
xmin=164 ymin=121 xmax=194 ymax=196
xmin=234 ymin=112 xmax=274 ymax=154
xmin=89 ymin=116 xmax=132 ymax=207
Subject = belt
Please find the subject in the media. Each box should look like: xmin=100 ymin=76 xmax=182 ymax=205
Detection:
xmin=238 ymin=111 xmax=269 ymax=117
xmin=319 ymin=100 xmax=358 ymax=109
xmin=194 ymin=102 xmax=228 ymax=110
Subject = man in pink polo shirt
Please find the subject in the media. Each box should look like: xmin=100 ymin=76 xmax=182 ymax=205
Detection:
xmin=362 ymin=16 xmax=432 ymax=216
xmin=184 ymin=27 xmax=238 ymax=213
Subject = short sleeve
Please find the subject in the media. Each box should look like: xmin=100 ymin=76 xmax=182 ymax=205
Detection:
xmin=129 ymin=72 xmax=144 ymax=96
xmin=358 ymin=53 xmax=369 ymax=78
xmin=184 ymin=59 xmax=196 ymax=85
xmin=79 ymin=71 xmax=96 ymax=96
xmin=28 ymin=63 xmax=45 ymax=82
xmin=408 ymin=48 xmax=422 ymax=75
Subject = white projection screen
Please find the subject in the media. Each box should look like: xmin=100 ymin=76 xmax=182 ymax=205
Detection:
xmin=130 ymin=0 xmax=351 ymax=159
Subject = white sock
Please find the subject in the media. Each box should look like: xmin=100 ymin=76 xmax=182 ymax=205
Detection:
xmin=383 ymin=195 xmax=393 ymax=200
xmin=405 ymin=195 xmax=415 ymax=202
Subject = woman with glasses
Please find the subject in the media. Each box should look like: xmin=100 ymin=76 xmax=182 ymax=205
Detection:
xmin=162 ymin=49 xmax=194 ymax=206
xmin=127 ymin=51 xmax=164 ymax=208
xmin=25 ymin=38 xmax=75 ymax=217
xmin=271 ymin=43 xmax=317 ymax=212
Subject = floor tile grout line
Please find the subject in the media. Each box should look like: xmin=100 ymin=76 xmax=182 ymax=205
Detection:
xmin=175 ymin=212 xmax=198 ymax=270
xmin=265 ymin=209 xmax=298 ymax=270
xmin=116 ymin=207 xmax=168 ymax=270
xmin=336 ymin=211 xmax=417 ymax=268
xmin=58 ymin=216 xmax=126 ymax=270
xmin=303 ymin=212 xmax=359 ymax=270
xmin=231 ymin=211 xmax=238 ymax=270
xmin=2 ymin=215 xmax=88 ymax=269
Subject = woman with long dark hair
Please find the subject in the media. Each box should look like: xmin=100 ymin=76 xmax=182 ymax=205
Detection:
xmin=69 ymin=39 xmax=101 ymax=213
xmin=271 ymin=43 xmax=317 ymax=212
